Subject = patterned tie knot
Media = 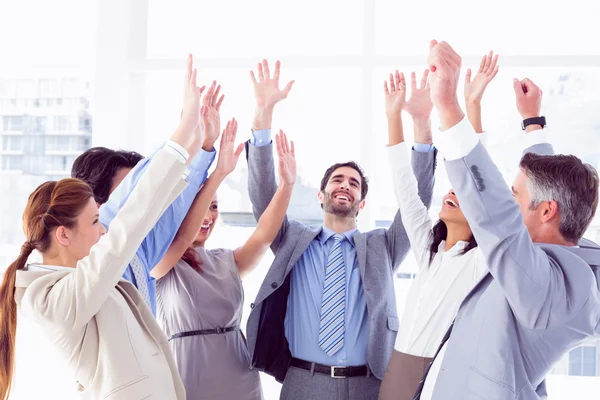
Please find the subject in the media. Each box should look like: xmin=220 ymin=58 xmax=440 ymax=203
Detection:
xmin=333 ymin=233 xmax=344 ymax=243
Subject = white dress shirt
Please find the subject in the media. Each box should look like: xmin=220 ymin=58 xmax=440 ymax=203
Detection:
xmin=420 ymin=116 xmax=551 ymax=400
xmin=387 ymin=142 xmax=486 ymax=359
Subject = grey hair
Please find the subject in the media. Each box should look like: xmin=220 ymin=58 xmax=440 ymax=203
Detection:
xmin=520 ymin=152 xmax=599 ymax=243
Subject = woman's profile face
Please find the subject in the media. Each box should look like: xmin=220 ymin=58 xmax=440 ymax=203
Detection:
xmin=64 ymin=197 xmax=107 ymax=262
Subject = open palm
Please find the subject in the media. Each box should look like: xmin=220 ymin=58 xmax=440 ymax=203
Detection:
xmin=181 ymin=54 xmax=206 ymax=138
xmin=383 ymin=70 xmax=406 ymax=118
xmin=404 ymin=69 xmax=432 ymax=119
xmin=215 ymin=118 xmax=244 ymax=177
xmin=202 ymin=81 xmax=225 ymax=146
xmin=464 ymin=51 xmax=499 ymax=103
xmin=251 ymin=60 xmax=295 ymax=109
xmin=275 ymin=130 xmax=296 ymax=187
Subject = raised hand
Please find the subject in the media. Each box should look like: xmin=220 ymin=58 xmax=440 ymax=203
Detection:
xmin=427 ymin=40 xmax=464 ymax=130
xmin=464 ymin=51 xmax=499 ymax=104
xmin=384 ymin=70 xmax=406 ymax=119
xmin=404 ymin=70 xmax=432 ymax=119
xmin=214 ymin=118 xmax=244 ymax=177
xmin=180 ymin=54 xmax=206 ymax=140
xmin=275 ymin=130 xmax=296 ymax=187
xmin=251 ymin=60 xmax=295 ymax=110
xmin=513 ymin=78 xmax=543 ymax=119
xmin=202 ymin=80 xmax=225 ymax=150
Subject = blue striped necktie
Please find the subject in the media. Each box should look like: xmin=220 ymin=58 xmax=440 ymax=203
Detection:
xmin=318 ymin=234 xmax=346 ymax=356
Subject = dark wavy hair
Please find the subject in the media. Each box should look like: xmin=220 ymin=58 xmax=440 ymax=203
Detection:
xmin=428 ymin=220 xmax=478 ymax=264
xmin=71 ymin=147 xmax=144 ymax=205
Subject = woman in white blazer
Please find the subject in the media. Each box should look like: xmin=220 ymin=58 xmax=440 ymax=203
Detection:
xmin=0 ymin=55 xmax=208 ymax=400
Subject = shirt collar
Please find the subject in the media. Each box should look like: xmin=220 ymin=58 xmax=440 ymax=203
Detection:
xmin=27 ymin=263 xmax=74 ymax=273
xmin=437 ymin=240 xmax=469 ymax=255
xmin=319 ymin=226 xmax=357 ymax=247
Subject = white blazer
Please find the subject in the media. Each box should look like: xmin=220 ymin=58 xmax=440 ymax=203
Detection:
xmin=14 ymin=148 xmax=188 ymax=399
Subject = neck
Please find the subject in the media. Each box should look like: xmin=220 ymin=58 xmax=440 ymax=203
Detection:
xmin=41 ymin=253 xmax=77 ymax=268
xmin=533 ymin=231 xmax=576 ymax=247
xmin=444 ymin=222 xmax=473 ymax=251
xmin=323 ymin=213 xmax=357 ymax=233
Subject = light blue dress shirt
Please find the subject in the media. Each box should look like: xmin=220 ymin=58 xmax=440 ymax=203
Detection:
xmin=100 ymin=145 xmax=216 ymax=315
xmin=251 ymin=128 xmax=431 ymax=366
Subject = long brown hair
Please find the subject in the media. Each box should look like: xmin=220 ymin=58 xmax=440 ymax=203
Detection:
xmin=0 ymin=178 xmax=93 ymax=399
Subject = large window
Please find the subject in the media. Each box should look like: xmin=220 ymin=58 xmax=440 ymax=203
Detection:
xmin=1 ymin=0 xmax=600 ymax=399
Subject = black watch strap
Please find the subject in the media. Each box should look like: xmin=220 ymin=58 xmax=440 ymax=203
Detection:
xmin=522 ymin=116 xmax=546 ymax=130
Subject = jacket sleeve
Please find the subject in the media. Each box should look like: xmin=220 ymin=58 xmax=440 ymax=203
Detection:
xmin=22 ymin=148 xmax=188 ymax=330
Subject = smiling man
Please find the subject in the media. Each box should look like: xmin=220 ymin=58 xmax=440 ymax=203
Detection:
xmin=242 ymin=60 xmax=437 ymax=400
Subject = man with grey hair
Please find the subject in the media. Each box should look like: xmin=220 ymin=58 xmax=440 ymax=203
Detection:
xmin=410 ymin=40 xmax=600 ymax=400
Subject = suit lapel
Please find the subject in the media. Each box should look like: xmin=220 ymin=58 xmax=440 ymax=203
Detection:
xmin=353 ymin=232 xmax=367 ymax=282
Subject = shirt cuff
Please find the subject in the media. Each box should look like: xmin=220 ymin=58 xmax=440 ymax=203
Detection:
xmin=432 ymin=116 xmax=479 ymax=161
xmin=186 ymin=147 xmax=216 ymax=185
xmin=522 ymin=128 xmax=550 ymax=150
xmin=164 ymin=140 xmax=189 ymax=163
xmin=252 ymin=129 xmax=272 ymax=147
xmin=413 ymin=143 xmax=434 ymax=153
xmin=387 ymin=141 xmax=411 ymax=170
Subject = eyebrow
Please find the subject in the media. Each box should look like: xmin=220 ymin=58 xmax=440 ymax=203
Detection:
xmin=331 ymin=174 xmax=361 ymax=187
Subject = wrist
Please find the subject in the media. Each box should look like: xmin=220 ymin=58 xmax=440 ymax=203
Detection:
xmin=211 ymin=169 xmax=229 ymax=180
xmin=520 ymin=113 xmax=540 ymax=120
xmin=279 ymin=181 xmax=295 ymax=191
xmin=201 ymin=140 xmax=216 ymax=152
xmin=465 ymin=97 xmax=482 ymax=106
xmin=253 ymin=106 xmax=275 ymax=131
xmin=437 ymin=101 xmax=465 ymax=131
xmin=412 ymin=117 xmax=433 ymax=144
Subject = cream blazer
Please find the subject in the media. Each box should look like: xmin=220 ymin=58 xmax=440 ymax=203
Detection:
xmin=14 ymin=148 xmax=188 ymax=399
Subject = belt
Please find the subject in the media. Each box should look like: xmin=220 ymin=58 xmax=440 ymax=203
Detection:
xmin=168 ymin=326 xmax=239 ymax=341
xmin=289 ymin=357 xmax=371 ymax=378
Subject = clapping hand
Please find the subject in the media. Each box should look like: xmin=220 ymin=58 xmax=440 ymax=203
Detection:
xmin=384 ymin=70 xmax=406 ymax=119
xmin=427 ymin=40 xmax=464 ymax=130
xmin=202 ymin=81 xmax=225 ymax=150
xmin=404 ymin=70 xmax=432 ymax=120
xmin=513 ymin=78 xmax=542 ymax=120
xmin=464 ymin=51 xmax=499 ymax=104
xmin=275 ymin=130 xmax=296 ymax=188
xmin=214 ymin=118 xmax=244 ymax=177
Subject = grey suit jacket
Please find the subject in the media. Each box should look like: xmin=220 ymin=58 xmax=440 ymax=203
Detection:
xmin=429 ymin=142 xmax=600 ymax=399
xmin=244 ymin=141 xmax=437 ymax=382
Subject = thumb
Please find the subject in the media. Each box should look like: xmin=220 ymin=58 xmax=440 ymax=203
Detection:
xmin=465 ymin=69 xmax=472 ymax=84
xmin=429 ymin=39 xmax=438 ymax=51
xmin=234 ymin=143 xmax=245 ymax=158
xmin=283 ymin=80 xmax=295 ymax=95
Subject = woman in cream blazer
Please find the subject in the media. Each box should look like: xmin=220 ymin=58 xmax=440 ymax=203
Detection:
xmin=0 ymin=55 xmax=207 ymax=400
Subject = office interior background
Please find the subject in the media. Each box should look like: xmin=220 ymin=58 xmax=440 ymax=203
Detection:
xmin=0 ymin=0 xmax=599 ymax=398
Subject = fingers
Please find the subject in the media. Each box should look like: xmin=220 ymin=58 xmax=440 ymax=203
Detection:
xmin=478 ymin=55 xmax=486 ymax=73
xmin=190 ymin=68 xmax=198 ymax=88
xmin=388 ymin=73 xmax=396 ymax=92
xmin=280 ymin=129 xmax=290 ymax=153
xmin=212 ymin=85 xmax=221 ymax=107
xmin=383 ymin=80 xmax=390 ymax=95
xmin=429 ymin=39 xmax=438 ymax=50
xmin=395 ymin=71 xmax=406 ymax=91
xmin=490 ymin=64 xmax=500 ymax=80
xmin=282 ymin=80 xmax=295 ymax=96
xmin=290 ymin=140 xmax=295 ymax=157
xmin=221 ymin=120 xmax=231 ymax=144
xmin=420 ymin=69 xmax=429 ymax=90
xmin=262 ymin=59 xmax=271 ymax=80
xmin=197 ymin=85 xmax=206 ymax=96
xmin=274 ymin=60 xmax=281 ymax=81
xmin=513 ymin=78 xmax=525 ymax=97
xmin=203 ymin=81 xmax=216 ymax=105
xmin=489 ymin=53 xmax=499 ymax=73
xmin=216 ymin=94 xmax=225 ymax=111
xmin=250 ymin=70 xmax=258 ymax=85
xmin=465 ymin=68 xmax=472 ymax=84
xmin=275 ymin=131 xmax=283 ymax=156
xmin=410 ymin=71 xmax=417 ymax=92
xmin=257 ymin=62 xmax=264 ymax=81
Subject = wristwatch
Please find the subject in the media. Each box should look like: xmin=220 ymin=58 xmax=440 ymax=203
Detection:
xmin=521 ymin=116 xmax=546 ymax=130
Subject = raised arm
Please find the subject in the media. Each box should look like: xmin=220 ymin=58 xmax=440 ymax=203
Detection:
xmin=151 ymin=117 xmax=240 ymax=281
xmin=464 ymin=51 xmax=499 ymax=133
xmin=384 ymin=69 xmax=437 ymax=270
xmin=100 ymin=56 xmax=219 ymax=271
xmin=385 ymin=69 xmax=437 ymax=267
xmin=24 ymin=60 xmax=206 ymax=329
xmin=246 ymin=60 xmax=294 ymax=252
xmin=235 ymin=130 xmax=295 ymax=278
xmin=428 ymin=40 xmax=594 ymax=329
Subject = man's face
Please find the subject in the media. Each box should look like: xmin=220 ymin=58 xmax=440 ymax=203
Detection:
xmin=319 ymin=166 xmax=365 ymax=218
